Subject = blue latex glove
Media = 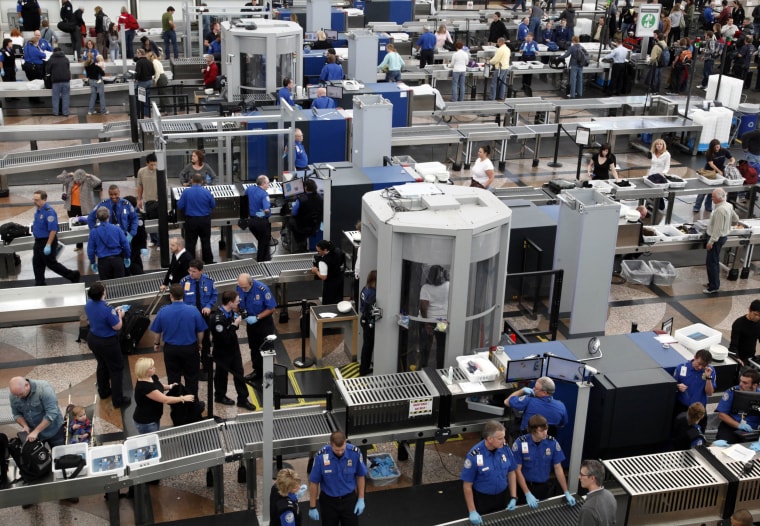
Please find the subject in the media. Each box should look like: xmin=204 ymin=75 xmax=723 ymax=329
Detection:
xmin=468 ymin=510 xmax=482 ymax=525
xmin=90 ymin=263 xmax=98 ymax=273
xmin=124 ymin=258 xmax=131 ymax=268
xmin=246 ymin=315 xmax=258 ymax=325
xmin=751 ymin=442 xmax=760 ymax=452
xmin=506 ymin=498 xmax=517 ymax=511
xmin=564 ymin=491 xmax=576 ymax=506
xmin=255 ymin=211 xmax=266 ymax=218
xmin=308 ymin=508 xmax=320 ymax=521
xmin=296 ymin=484 xmax=308 ymax=500
xmin=739 ymin=423 xmax=753 ymax=432
xmin=18 ymin=17 xmax=22 ymax=24
xmin=140 ymin=248 xmax=148 ymax=257
xmin=43 ymin=245 xmax=51 ymax=256
xmin=712 ymin=439 xmax=730 ymax=447
xmin=526 ymin=492 xmax=539 ymax=509
xmin=1 ymin=70 xmax=4 ymax=78
xmin=121 ymin=304 xmax=131 ymax=312
xmin=353 ymin=498 xmax=365 ymax=515
xmin=523 ymin=387 xmax=534 ymax=396
xmin=126 ymin=233 xmax=133 ymax=243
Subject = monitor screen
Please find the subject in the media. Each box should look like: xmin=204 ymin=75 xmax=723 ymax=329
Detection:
xmin=546 ymin=355 xmax=585 ymax=383
xmin=732 ymin=390 xmax=760 ymax=417
xmin=282 ymin=177 xmax=305 ymax=198
xmin=308 ymin=86 xmax=319 ymax=99
xmin=304 ymin=32 xmax=317 ymax=41
xmin=505 ymin=357 xmax=543 ymax=383
xmin=307 ymin=175 xmax=327 ymax=197
xmin=326 ymin=84 xmax=343 ymax=99
xmin=325 ymin=29 xmax=338 ymax=40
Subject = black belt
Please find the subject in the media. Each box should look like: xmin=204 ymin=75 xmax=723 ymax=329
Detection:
xmin=321 ymin=492 xmax=355 ymax=500
xmin=99 ymin=255 xmax=121 ymax=260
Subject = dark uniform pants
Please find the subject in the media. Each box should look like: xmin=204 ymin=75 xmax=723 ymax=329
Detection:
xmin=473 ymin=487 xmax=508 ymax=515
xmin=98 ymin=255 xmax=126 ymax=280
xmin=319 ymin=492 xmax=358 ymax=526
xmin=213 ymin=343 xmax=249 ymax=402
xmin=86 ymin=333 xmax=125 ymax=402
xmin=517 ymin=480 xmax=555 ymax=505
xmin=359 ymin=322 xmax=375 ymax=376
xmin=33 ymin=236 xmax=77 ymax=286
xmin=247 ymin=315 xmax=276 ymax=376
xmin=184 ymin=215 xmax=214 ymax=264
xmin=249 ymin=216 xmax=272 ymax=262
xmin=164 ymin=343 xmax=201 ymax=397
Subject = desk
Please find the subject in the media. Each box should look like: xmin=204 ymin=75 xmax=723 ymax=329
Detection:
xmin=310 ymin=304 xmax=358 ymax=363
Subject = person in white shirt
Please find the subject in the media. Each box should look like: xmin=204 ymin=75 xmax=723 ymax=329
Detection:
xmin=419 ymin=265 xmax=449 ymax=369
xmin=470 ymin=145 xmax=496 ymax=188
xmin=648 ymin=139 xmax=671 ymax=175
xmin=449 ymin=41 xmax=469 ymax=101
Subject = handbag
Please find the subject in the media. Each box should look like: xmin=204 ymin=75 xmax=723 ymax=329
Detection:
xmin=54 ymin=454 xmax=86 ymax=479
xmin=61 ymin=183 xmax=68 ymax=201
xmin=724 ymin=163 xmax=742 ymax=180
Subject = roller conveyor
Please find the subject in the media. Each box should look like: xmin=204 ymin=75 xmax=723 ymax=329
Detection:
xmin=392 ymin=125 xmax=463 ymax=147
xmin=232 ymin=406 xmax=335 ymax=457
xmin=436 ymin=101 xmax=509 ymax=118
xmin=456 ymin=123 xmax=514 ymax=168
xmin=0 ymin=141 xmax=145 ymax=175
xmin=262 ymin=253 xmax=316 ymax=283
xmin=436 ymin=496 xmax=584 ymax=526
xmin=492 ymin=186 xmax=557 ymax=205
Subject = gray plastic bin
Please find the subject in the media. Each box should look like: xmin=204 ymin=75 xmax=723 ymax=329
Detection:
xmin=649 ymin=260 xmax=677 ymax=286
xmin=621 ymin=260 xmax=654 ymax=286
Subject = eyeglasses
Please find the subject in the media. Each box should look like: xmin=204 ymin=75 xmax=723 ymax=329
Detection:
xmin=579 ymin=472 xmax=591 ymax=477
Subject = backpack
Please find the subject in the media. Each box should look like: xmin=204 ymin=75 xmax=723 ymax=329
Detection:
xmin=658 ymin=43 xmax=671 ymax=66
xmin=705 ymin=40 xmax=722 ymax=60
xmin=101 ymin=14 xmax=111 ymax=32
xmin=0 ymin=222 xmax=30 ymax=244
xmin=0 ymin=433 xmax=8 ymax=487
xmin=8 ymin=436 xmax=52 ymax=483
xmin=738 ymin=160 xmax=759 ymax=184
xmin=574 ymin=45 xmax=589 ymax=67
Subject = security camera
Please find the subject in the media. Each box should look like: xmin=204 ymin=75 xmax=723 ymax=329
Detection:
xmin=584 ymin=365 xmax=599 ymax=376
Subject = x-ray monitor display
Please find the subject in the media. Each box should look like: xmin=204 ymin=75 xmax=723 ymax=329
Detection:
xmin=326 ymin=84 xmax=343 ymax=99
xmin=505 ymin=357 xmax=543 ymax=382
xmin=325 ymin=30 xmax=338 ymax=40
xmin=546 ymin=355 xmax=585 ymax=383
xmin=308 ymin=86 xmax=319 ymax=99
xmin=282 ymin=178 xmax=305 ymax=198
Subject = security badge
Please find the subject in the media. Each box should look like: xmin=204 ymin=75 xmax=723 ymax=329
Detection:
xmin=680 ymin=365 xmax=687 ymax=377
xmin=323 ymin=453 xmax=330 ymax=466
xmin=476 ymin=454 xmax=484 ymax=467
xmin=184 ymin=282 xmax=191 ymax=291
xmin=347 ymin=459 xmax=352 ymax=467
xmin=521 ymin=442 xmax=529 ymax=454
xmin=545 ymin=448 xmax=552 ymax=456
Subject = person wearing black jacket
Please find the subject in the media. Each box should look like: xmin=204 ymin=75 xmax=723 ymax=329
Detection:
xmin=488 ymin=12 xmax=509 ymax=44
xmin=59 ymin=0 xmax=82 ymax=58
xmin=288 ymin=179 xmax=323 ymax=252
xmin=134 ymin=48 xmax=155 ymax=117
xmin=210 ymin=290 xmax=255 ymax=409
xmin=359 ymin=270 xmax=377 ymax=376
xmin=123 ymin=195 xmax=146 ymax=275
xmin=161 ymin=237 xmax=192 ymax=291
xmin=47 ymin=47 xmax=71 ymax=116
xmin=311 ymin=240 xmax=346 ymax=305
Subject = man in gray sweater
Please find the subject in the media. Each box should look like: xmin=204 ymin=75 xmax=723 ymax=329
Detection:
xmin=578 ymin=459 xmax=617 ymax=525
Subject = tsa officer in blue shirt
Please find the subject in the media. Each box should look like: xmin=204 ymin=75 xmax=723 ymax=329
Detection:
xmin=150 ymin=284 xmax=209 ymax=398
xmin=309 ymin=430 xmax=368 ymax=526
xmin=244 ymin=175 xmax=273 ymax=262
xmin=87 ymin=207 xmax=131 ymax=280
xmin=673 ymin=349 xmax=715 ymax=418
xmin=31 ymin=190 xmax=80 ymax=286
xmin=180 ymin=259 xmax=218 ymax=381
xmin=292 ymin=128 xmax=309 ymax=171
xmin=177 ymin=173 xmax=217 ymax=264
xmin=278 ymin=76 xmax=296 ymax=106
xmin=505 ymin=376 xmax=568 ymax=435
xmin=237 ymin=272 xmax=277 ymax=380
xmin=416 ymin=25 xmax=437 ymax=68
xmin=312 ymin=87 xmax=336 ymax=110
xmin=87 ymin=184 xmax=139 ymax=240
xmin=512 ymin=415 xmax=576 ymax=509
xmin=84 ymin=281 xmax=130 ymax=408
xmin=715 ymin=367 xmax=760 ymax=444
xmin=461 ymin=420 xmax=518 ymax=525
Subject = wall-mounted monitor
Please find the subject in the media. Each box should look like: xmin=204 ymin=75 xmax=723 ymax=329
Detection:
xmin=326 ymin=84 xmax=343 ymax=99
xmin=325 ymin=29 xmax=338 ymax=40
xmin=304 ymin=32 xmax=317 ymax=41
xmin=546 ymin=355 xmax=585 ymax=383
xmin=505 ymin=356 xmax=544 ymax=383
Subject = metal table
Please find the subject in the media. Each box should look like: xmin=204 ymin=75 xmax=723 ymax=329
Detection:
xmin=455 ymin=123 xmax=514 ymax=170
xmin=584 ymin=115 xmax=702 ymax=154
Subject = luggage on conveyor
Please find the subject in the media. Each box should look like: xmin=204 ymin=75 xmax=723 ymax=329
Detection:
xmin=547 ymin=179 xmax=578 ymax=194
xmin=119 ymin=290 xmax=163 ymax=354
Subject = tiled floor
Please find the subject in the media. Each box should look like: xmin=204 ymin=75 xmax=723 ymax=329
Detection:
xmin=1 ymin=73 xmax=759 ymax=524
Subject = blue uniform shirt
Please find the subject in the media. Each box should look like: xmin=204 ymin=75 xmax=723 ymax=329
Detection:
xmin=510 ymin=394 xmax=568 ymax=430
xmin=177 ymin=185 xmax=216 ymax=217
xmin=87 ymin=222 xmax=130 ymax=263
xmin=673 ymin=360 xmax=716 ymax=407
xmin=32 ymin=203 xmax=59 ymax=239
xmin=461 ymin=439 xmax=517 ymax=495
xmin=237 ymin=281 xmax=277 ymax=316
xmin=180 ymin=273 xmax=218 ymax=311
xmin=417 ymin=31 xmax=436 ymax=50
xmin=293 ymin=140 xmax=309 ymax=169
xmin=207 ymin=39 xmax=221 ymax=56
xmin=150 ymin=301 xmax=208 ymax=345
xmin=312 ymin=96 xmax=336 ymax=110
xmin=277 ymin=86 xmax=295 ymax=106
xmin=555 ymin=26 xmax=572 ymax=43
xmin=520 ymin=40 xmax=539 ymax=58
xmin=87 ymin=199 xmax=139 ymax=237
xmin=245 ymin=184 xmax=271 ymax=218
xmin=320 ymin=63 xmax=344 ymax=82
xmin=716 ymin=386 xmax=760 ymax=428
xmin=541 ymin=28 xmax=555 ymax=43
xmin=85 ymin=299 xmax=120 ymax=338
xmin=309 ymin=443 xmax=368 ymax=497
xmin=512 ymin=434 xmax=565 ymax=483
xmin=518 ymin=22 xmax=529 ymax=41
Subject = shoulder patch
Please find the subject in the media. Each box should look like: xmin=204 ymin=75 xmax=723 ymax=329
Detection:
xmin=511 ymin=442 xmax=519 ymax=452
xmin=47 ymin=215 xmax=55 ymax=222
xmin=722 ymin=392 xmax=730 ymax=401
xmin=284 ymin=511 xmax=295 ymax=524
xmin=464 ymin=458 xmax=472 ymax=469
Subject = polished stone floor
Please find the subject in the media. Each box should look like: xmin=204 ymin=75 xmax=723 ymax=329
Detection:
xmin=0 ymin=77 xmax=759 ymax=525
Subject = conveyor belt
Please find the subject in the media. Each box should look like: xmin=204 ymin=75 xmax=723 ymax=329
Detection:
xmin=0 ymin=141 xmax=144 ymax=175
xmin=436 ymin=496 xmax=584 ymax=525
xmin=226 ymin=406 xmax=335 ymax=457
xmin=493 ymin=186 xmax=557 ymax=205
xmin=262 ymin=253 xmax=315 ymax=283
xmin=437 ymin=101 xmax=508 ymax=118
xmin=392 ymin=125 xmax=462 ymax=147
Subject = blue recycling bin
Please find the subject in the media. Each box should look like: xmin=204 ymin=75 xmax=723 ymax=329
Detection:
xmin=739 ymin=113 xmax=758 ymax=136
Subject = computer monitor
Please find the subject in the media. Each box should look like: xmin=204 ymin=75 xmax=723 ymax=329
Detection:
xmin=304 ymin=32 xmax=317 ymax=41
xmin=732 ymin=390 xmax=760 ymax=417
xmin=326 ymin=84 xmax=343 ymax=99
xmin=505 ymin=356 xmax=544 ymax=383
xmin=546 ymin=355 xmax=585 ymax=383
xmin=306 ymin=175 xmax=327 ymax=197
xmin=325 ymin=29 xmax=338 ymax=40
xmin=308 ymin=86 xmax=320 ymax=99
xmin=282 ymin=177 xmax=305 ymax=198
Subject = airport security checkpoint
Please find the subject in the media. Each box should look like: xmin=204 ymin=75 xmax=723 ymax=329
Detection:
xmin=2 ymin=0 xmax=760 ymax=525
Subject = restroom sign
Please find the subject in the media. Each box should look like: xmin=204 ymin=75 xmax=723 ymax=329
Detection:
xmin=637 ymin=5 xmax=662 ymax=38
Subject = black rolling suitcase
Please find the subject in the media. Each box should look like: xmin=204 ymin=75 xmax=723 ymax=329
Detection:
xmin=119 ymin=290 xmax=163 ymax=354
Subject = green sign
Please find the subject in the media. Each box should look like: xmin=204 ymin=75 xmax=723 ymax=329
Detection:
xmin=641 ymin=13 xmax=657 ymax=28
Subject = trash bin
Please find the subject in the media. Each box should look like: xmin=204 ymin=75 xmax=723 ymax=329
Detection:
xmin=738 ymin=103 xmax=760 ymax=137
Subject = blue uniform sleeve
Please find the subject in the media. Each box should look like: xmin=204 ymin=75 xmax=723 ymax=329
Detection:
xmin=354 ymin=449 xmax=368 ymax=477
xmin=509 ymin=394 xmax=529 ymax=411
xmin=716 ymin=389 xmax=735 ymax=415
xmin=209 ymin=192 xmax=216 ymax=209
xmin=308 ymin=453 xmax=324 ymax=484
xmin=320 ymin=65 xmax=328 ymax=82
xmin=460 ymin=452 xmax=477 ymax=482
xmin=263 ymin=285 xmax=277 ymax=310
xmin=150 ymin=311 xmax=163 ymax=334
xmin=177 ymin=192 xmax=186 ymax=211
xmin=506 ymin=447 xmax=517 ymax=472
xmin=87 ymin=230 xmax=97 ymax=262
xmin=551 ymin=440 xmax=566 ymax=466
xmin=120 ymin=229 xmax=131 ymax=258
xmin=127 ymin=203 xmax=138 ymax=236
xmin=106 ymin=305 xmax=120 ymax=328
xmin=511 ymin=440 xmax=524 ymax=466
xmin=87 ymin=205 xmax=100 ymax=229
xmin=194 ymin=309 xmax=208 ymax=333
xmin=206 ymin=280 xmax=218 ymax=310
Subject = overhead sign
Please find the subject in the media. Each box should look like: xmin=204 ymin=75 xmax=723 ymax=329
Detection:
xmin=637 ymin=4 xmax=662 ymax=38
